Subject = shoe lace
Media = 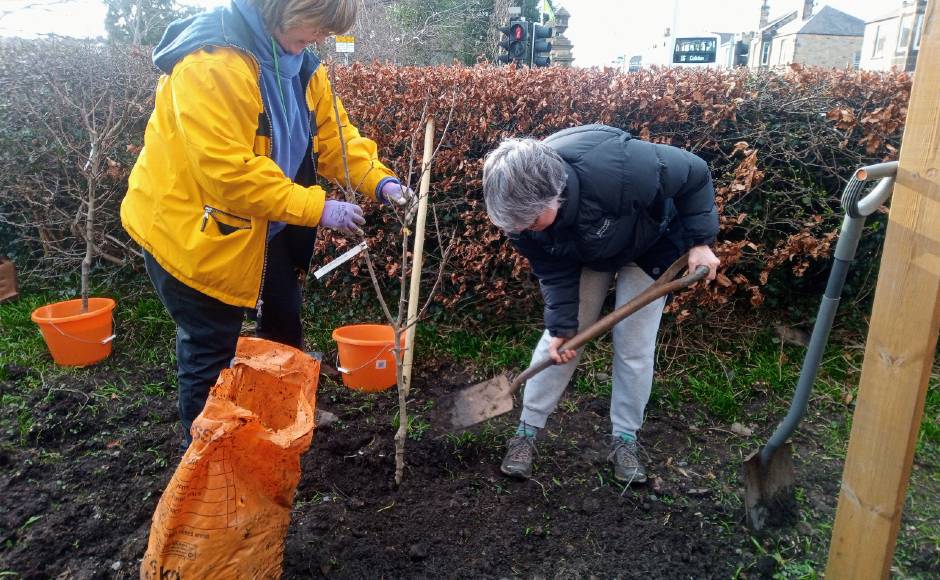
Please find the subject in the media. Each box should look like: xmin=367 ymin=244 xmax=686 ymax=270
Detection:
xmin=507 ymin=436 xmax=536 ymax=463
xmin=607 ymin=438 xmax=642 ymax=467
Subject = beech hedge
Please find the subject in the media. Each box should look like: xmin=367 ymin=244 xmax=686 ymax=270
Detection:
xmin=0 ymin=39 xmax=909 ymax=323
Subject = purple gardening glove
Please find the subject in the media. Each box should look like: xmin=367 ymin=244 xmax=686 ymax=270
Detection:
xmin=379 ymin=180 xmax=418 ymax=224
xmin=379 ymin=180 xmax=415 ymax=206
xmin=320 ymin=200 xmax=365 ymax=235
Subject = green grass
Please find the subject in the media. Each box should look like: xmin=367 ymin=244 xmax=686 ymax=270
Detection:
xmin=415 ymin=322 xmax=540 ymax=373
xmin=390 ymin=408 xmax=432 ymax=441
xmin=0 ymin=292 xmax=56 ymax=372
xmin=117 ymin=296 xmax=176 ymax=365
xmin=917 ymin=381 xmax=940 ymax=455
xmin=0 ymin=291 xmax=62 ymax=445
xmin=0 ymin=284 xmax=176 ymax=373
xmin=0 ymin=283 xmax=179 ymax=448
xmin=298 ymin=297 xmax=940 ymax=461
xmin=300 ymin=293 xmax=541 ymax=375
xmin=653 ymin=331 xmax=801 ymax=423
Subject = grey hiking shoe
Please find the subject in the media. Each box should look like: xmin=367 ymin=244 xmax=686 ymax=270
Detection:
xmin=500 ymin=435 xmax=537 ymax=479
xmin=607 ymin=438 xmax=647 ymax=484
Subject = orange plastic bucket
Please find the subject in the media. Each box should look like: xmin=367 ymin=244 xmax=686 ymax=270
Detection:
xmin=331 ymin=324 xmax=404 ymax=392
xmin=31 ymin=297 xmax=116 ymax=366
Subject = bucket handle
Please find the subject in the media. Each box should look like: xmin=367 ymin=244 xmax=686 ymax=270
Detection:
xmin=45 ymin=320 xmax=115 ymax=345
xmin=335 ymin=342 xmax=405 ymax=375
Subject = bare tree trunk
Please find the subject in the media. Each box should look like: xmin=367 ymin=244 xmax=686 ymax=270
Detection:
xmin=488 ymin=0 xmax=511 ymax=61
xmin=81 ymin=184 xmax=94 ymax=311
xmin=131 ymin=0 xmax=143 ymax=47
xmin=81 ymin=141 xmax=97 ymax=312
xmin=392 ymin=224 xmax=411 ymax=485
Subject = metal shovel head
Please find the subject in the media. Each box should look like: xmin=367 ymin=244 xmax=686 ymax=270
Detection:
xmin=743 ymin=444 xmax=797 ymax=532
xmin=438 ymin=374 xmax=514 ymax=431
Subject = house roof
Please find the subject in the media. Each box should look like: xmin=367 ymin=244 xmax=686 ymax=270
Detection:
xmin=776 ymin=5 xmax=865 ymax=37
xmin=867 ymin=7 xmax=902 ymax=25
xmin=714 ymin=32 xmax=735 ymax=44
xmin=761 ymin=10 xmax=798 ymax=33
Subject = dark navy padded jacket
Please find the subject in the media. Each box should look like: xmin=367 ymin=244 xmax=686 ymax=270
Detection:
xmin=509 ymin=125 xmax=719 ymax=338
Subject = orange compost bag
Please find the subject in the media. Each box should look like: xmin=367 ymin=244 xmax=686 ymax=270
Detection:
xmin=141 ymin=337 xmax=319 ymax=579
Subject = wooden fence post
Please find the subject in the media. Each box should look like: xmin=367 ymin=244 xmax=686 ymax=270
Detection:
xmin=826 ymin=4 xmax=940 ymax=578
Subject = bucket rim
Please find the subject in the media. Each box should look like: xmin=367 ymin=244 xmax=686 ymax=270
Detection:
xmin=31 ymin=297 xmax=116 ymax=325
xmin=332 ymin=323 xmax=399 ymax=346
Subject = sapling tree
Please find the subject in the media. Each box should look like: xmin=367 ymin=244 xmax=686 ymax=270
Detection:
xmin=5 ymin=40 xmax=151 ymax=309
xmin=327 ymin=67 xmax=456 ymax=484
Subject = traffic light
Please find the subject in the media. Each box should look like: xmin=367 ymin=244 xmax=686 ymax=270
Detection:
xmin=531 ymin=23 xmax=552 ymax=67
xmin=498 ymin=21 xmax=527 ymax=64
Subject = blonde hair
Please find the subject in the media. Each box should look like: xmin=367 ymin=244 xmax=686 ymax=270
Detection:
xmin=252 ymin=0 xmax=357 ymax=35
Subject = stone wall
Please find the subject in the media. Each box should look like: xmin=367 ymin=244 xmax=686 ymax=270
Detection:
xmin=793 ymin=34 xmax=862 ymax=69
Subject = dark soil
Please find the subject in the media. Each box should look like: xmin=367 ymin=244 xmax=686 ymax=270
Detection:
xmin=286 ymin=363 xmax=750 ymax=580
xmin=0 ymin=351 xmax=931 ymax=578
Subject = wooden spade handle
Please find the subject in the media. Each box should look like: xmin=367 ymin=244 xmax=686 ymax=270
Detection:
xmin=509 ymin=255 xmax=709 ymax=392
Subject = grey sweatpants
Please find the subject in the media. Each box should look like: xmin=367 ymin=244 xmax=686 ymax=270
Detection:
xmin=520 ymin=264 xmax=666 ymax=438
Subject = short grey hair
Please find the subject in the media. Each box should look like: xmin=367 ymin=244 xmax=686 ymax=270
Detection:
xmin=482 ymin=138 xmax=567 ymax=233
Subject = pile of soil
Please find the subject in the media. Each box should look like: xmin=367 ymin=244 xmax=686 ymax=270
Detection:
xmin=0 ymin=352 xmax=897 ymax=578
xmin=285 ymin=363 xmax=748 ymax=579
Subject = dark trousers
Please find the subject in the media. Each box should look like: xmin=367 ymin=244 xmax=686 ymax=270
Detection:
xmin=145 ymin=230 xmax=305 ymax=446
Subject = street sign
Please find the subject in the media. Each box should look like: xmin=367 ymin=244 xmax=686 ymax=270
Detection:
xmin=335 ymin=35 xmax=355 ymax=53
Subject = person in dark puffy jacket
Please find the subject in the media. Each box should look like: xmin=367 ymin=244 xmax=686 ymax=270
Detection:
xmin=482 ymin=124 xmax=720 ymax=483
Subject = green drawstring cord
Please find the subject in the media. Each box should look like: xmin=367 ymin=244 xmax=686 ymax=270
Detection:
xmin=271 ymin=36 xmax=291 ymax=140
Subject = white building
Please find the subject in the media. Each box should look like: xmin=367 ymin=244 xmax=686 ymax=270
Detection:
xmin=749 ymin=2 xmax=864 ymax=70
xmin=859 ymin=0 xmax=927 ymax=72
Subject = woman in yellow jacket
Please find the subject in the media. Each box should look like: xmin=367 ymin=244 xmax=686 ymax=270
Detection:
xmin=121 ymin=0 xmax=409 ymax=447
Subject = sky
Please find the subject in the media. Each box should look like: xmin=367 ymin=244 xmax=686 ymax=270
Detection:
xmin=0 ymin=0 xmax=897 ymax=66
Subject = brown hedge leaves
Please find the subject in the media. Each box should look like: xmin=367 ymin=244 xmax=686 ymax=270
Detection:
xmin=0 ymin=40 xmax=910 ymax=322
xmin=319 ymin=63 xmax=908 ymax=321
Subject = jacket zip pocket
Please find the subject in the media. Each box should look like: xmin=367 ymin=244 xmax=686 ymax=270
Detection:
xmin=200 ymin=205 xmax=252 ymax=234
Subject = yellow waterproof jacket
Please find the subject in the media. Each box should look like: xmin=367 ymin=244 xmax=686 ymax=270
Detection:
xmin=121 ymin=48 xmax=394 ymax=308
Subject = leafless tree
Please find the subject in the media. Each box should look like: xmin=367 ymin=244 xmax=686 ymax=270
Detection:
xmin=326 ymin=0 xmax=500 ymax=65
xmin=0 ymin=39 xmax=152 ymax=300
xmin=327 ymin=68 xmax=457 ymax=484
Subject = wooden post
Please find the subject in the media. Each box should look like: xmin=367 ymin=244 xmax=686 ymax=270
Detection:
xmin=826 ymin=4 xmax=940 ymax=578
xmin=402 ymin=118 xmax=435 ymax=392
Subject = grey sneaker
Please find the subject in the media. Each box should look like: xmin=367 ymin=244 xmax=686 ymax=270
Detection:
xmin=607 ymin=438 xmax=647 ymax=484
xmin=500 ymin=435 xmax=537 ymax=479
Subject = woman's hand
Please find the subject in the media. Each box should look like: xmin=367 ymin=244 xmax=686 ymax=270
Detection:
xmin=379 ymin=181 xmax=414 ymax=206
xmin=688 ymin=244 xmax=720 ymax=281
xmin=548 ymin=336 xmax=577 ymax=364
xmin=321 ymin=200 xmax=365 ymax=235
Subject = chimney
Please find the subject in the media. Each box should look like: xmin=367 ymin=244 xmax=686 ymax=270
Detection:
xmin=759 ymin=0 xmax=770 ymax=28
xmin=802 ymin=0 xmax=814 ymax=21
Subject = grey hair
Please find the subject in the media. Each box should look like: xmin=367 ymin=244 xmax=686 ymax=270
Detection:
xmin=482 ymin=138 xmax=567 ymax=233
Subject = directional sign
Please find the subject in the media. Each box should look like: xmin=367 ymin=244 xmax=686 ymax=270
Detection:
xmin=335 ymin=35 xmax=355 ymax=53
